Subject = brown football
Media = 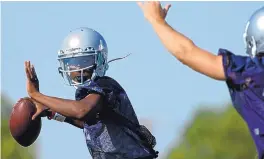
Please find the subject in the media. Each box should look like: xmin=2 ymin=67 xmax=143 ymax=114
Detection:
xmin=9 ymin=97 xmax=42 ymax=147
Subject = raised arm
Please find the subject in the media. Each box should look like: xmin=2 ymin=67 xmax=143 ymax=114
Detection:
xmin=138 ymin=2 xmax=225 ymax=81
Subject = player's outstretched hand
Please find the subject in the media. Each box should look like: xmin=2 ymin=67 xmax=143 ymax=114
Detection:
xmin=137 ymin=1 xmax=171 ymax=24
xmin=25 ymin=61 xmax=39 ymax=97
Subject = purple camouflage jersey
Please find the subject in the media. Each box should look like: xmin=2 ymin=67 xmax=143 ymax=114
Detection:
xmin=219 ymin=48 xmax=264 ymax=159
xmin=75 ymin=76 xmax=153 ymax=159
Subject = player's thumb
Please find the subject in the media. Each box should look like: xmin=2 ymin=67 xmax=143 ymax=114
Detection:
xmin=32 ymin=111 xmax=41 ymax=120
xmin=164 ymin=4 xmax=171 ymax=13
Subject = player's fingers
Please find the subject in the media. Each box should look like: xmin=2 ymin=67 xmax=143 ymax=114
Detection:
xmin=32 ymin=111 xmax=41 ymax=120
xmin=154 ymin=1 xmax=160 ymax=5
xmin=28 ymin=61 xmax=32 ymax=77
xmin=164 ymin=4 xmax=171 ymax=13
xmin=137 ymin=1 xmax=143 ymax=9
xmin=26 ymin=61 xmax=34 ymax=80
xmin=25 ymin=62 xmax=31 ymax=80
xmin=32 ymin=108 xmax=48 ymax=120
xmin=27 ymin=61 xmax=31 ymax=73
xmin=39 ymin=110 xmax=48 ymax=117
xmin=31 ymin=65 xmax=38 ymax=80
xmin=26 ymin=61 xmax=31 ymax=77
xmin=32 ymin=114 xmax=37 ymax=120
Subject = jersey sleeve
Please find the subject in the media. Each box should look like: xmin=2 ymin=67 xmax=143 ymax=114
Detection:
xmin=218 ymin=48 xmax=248 ymax=81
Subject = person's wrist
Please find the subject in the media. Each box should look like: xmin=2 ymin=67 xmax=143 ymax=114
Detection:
xmin=48 ymin=112 xmax=66 ymax=122
xmin=47 ymin=111 xmax=56 ymax=120
xmin=151 ymin=18 xmax=166 ymax=27
xmin=53 ymin=113 xmax=66 ymax=122
xmin=30 ymin=91 xmax=40 ymax=99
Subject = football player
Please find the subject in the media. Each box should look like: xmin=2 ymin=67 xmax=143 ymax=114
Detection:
xmin=25 ymin=27 xmax=158 ymax=159
xmin=138 ymin=2 xmax=264 ymax=159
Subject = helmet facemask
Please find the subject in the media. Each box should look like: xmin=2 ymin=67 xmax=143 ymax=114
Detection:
xmin=243 ymin=34 xmax=257 ymax=58
xmin=58 ymin=51 xmax=98 ymax=86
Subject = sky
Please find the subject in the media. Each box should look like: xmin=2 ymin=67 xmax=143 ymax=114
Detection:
xmin=2 ymin=1 xmax=264 ymax=159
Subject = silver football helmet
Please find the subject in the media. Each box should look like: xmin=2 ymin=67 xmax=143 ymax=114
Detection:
xmin=58 ymin=27 xmax=109 ymax=86
xmin=243 ymin=6 xmax=264 ymax=57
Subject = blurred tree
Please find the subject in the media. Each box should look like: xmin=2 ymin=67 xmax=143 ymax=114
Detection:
xmin=167 ymin=104 xmax=256 ymax=159
xmin=1 ymin=94 xmax=37 ymax=159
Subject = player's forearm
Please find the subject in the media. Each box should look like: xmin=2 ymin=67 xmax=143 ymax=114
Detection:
xmin=31 ymin=92 xmax=89 ymax=119
xmin=64 ymin=118 xmax=84 ymax=129
xmin=151 ymin=20 xmax=195 ymax=62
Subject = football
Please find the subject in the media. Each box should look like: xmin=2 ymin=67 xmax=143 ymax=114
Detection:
xmin=9 ymin=97 xmax=42 ymax=147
